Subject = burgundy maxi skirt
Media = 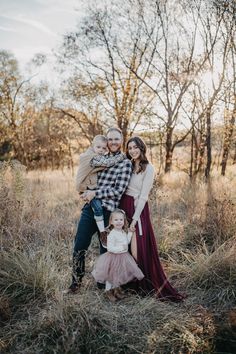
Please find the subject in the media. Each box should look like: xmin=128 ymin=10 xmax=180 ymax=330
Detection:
xmin=120 ymin=194 xmax=184 ymax=302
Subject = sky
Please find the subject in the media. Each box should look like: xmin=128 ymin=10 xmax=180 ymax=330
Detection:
xmin=0 ymin=0 xmax=82 ymax=79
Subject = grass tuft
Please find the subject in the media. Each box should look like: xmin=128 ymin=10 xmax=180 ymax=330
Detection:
xmin=1 ymin=166 xmax=236 ymax=353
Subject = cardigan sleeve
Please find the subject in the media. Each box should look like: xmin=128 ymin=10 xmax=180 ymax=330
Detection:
xmin=75 ymin=148 xmax=104 ymax=192
xmin=132 ymin=164 xmax=155 ymax=221
xmin=127 ymin=231 xmax=133 ymax=243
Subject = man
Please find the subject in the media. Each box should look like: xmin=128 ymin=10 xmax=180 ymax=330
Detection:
xmin=68 ymin=127 xmax=132 ymax=293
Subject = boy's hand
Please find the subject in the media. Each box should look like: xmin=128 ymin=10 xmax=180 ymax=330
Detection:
xmin=81 ymin=190 xmax=96 ymax=202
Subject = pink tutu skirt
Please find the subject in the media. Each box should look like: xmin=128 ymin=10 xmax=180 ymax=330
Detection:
xmin=92 ymin=251 xmax=144 ymax=287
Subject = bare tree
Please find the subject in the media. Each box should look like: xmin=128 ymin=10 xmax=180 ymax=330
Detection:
xmin=117 ymin=0 xmax=228 ymax=172
xmin=0 ymin=50 xmax=34 ymax=161
xmin=58 ymin=0 xmax=156 ymax=146
xmin=0 ymin=51 xmax=79 ymax=169
xmin=220 ymin=19 xmax=236 ymax=175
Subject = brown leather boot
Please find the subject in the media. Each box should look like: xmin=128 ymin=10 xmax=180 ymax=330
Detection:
xmin=65 ymin=278 xmax=82 ymax=294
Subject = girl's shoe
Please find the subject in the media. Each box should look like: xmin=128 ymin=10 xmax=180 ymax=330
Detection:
xmin=114 ymin=287 xmax=126 ymax=300
xmin=105 ymin=289 xmax=117 ymax=302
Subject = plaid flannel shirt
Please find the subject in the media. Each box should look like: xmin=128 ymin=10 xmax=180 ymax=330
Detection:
xmin=90 ymin=152 xmax=132 ymax=211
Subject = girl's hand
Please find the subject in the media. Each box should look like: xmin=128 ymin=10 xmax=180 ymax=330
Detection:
xmin=129 ymin=220 xmax=137 ymax=232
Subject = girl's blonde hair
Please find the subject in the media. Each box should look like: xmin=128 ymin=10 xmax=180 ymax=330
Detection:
xmin=107 ymin=208 xmax=129 ymax=233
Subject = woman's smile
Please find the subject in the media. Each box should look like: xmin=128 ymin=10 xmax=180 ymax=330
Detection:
xmin=127 ymin=141 xmax=141 ymax=160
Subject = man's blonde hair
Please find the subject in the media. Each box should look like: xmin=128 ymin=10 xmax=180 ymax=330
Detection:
xmin=106 ymin=127 xmax=123 ymax=139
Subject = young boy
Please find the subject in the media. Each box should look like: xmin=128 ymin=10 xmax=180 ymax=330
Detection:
xmin=76 ymin=135 xmax=125 ymax=240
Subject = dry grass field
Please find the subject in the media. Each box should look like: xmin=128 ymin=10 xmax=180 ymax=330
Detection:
xmin=0 ymin=161 xmax=236 ymax=353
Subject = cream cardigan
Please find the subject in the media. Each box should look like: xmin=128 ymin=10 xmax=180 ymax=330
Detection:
xmin=75 ymin=147 xmax=103 ymax=193
xmin=125 ymin=164 xmax=155 ymax=233
xmin=107 ymin=229 xmax=133 ymax=253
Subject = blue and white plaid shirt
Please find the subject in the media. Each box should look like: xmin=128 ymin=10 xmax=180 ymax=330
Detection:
xmin=91 ymin=152 xmax=132 ymax=211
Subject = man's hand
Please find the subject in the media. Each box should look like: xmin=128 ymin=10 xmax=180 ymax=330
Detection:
xmin=81 ymin=190 xmax=96 ymax=202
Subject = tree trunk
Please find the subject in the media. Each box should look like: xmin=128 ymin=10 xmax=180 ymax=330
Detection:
xmin=205 ymin=107 xmax=212 ymax=179
xmin=221 ymin=145 xmax=229 ymax=176
xmin=233 ymin=141 xmax=236 ymax=164
xmin=193 ymin=133 xmax=199 ymax=176
xmin=221 ymin=105 xmax=236 ymax=175
xmin=189 ymin=127 xmax=194 ymax=179
xmin=164 ymin=127 xmax=173 ymax=173
xmin=159 ymin=134 xmax=164 ymax=174
xmin=122 ymin=120 xmax=129 ymax=150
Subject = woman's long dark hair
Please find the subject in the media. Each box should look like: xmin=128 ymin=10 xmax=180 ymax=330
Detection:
xmin=126 ymin=136 xmax=149 ymax=173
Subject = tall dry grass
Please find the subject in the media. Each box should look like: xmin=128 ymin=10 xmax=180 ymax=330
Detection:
xmin=0 ymin=162 xmax=236 ymax=353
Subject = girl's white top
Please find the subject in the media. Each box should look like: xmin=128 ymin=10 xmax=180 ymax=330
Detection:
xmin=125 ymin=163 xmax=155 ymax=235
xmin=107 ymin=229 xmax=133 ymax=254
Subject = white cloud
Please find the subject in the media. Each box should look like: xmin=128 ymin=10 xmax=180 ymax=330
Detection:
xmin=0 ymin=14 xmax=57 ymax=37
xmin=0 ymin=0 xmax=82 ymax=82
xmin=35 ymin=0 xmax=78 ymax=7
xmin=0 ymin=25 xmax=18 ymax=33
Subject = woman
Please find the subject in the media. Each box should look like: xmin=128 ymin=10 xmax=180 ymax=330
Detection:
xmin=120 ymin=136 xmax=184 ymax=301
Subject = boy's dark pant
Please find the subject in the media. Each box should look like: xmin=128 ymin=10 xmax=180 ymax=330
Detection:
xmin=90 ymin=198 xmax=104 ymax=222
xmin=72 ymin=203 xmax=111 ymax=284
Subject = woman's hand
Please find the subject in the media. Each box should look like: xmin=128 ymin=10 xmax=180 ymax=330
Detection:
xmin=129 ymin=220 xmax=137 ymax=232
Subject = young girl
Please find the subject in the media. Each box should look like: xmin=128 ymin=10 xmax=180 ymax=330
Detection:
xmin=92 ymin=209 xmax=144 ymax=302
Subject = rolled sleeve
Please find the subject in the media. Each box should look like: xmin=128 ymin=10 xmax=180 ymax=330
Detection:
xmin=90 ymin=153 xmax=125 ymax=168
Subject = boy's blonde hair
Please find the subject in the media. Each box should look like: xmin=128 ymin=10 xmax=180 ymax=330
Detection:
xmin=92 ymin=135 xmax=108 ymax=145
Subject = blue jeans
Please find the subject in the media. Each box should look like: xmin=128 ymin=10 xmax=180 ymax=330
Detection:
xmin=90 ymin=198 xmax=104 ymax=222
xmin=72 ymin=203 xmax=111 ymax=284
